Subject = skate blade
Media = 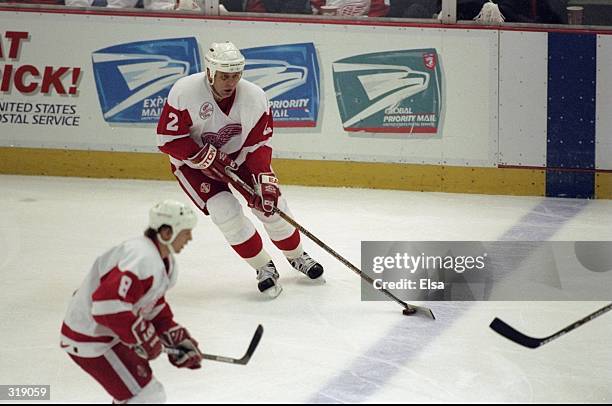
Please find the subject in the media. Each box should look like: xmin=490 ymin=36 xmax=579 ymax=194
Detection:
xmin=309 ymin=275 xmax=326 ymax=285
xmin=263 ymin=284 xmax=283 ymax=299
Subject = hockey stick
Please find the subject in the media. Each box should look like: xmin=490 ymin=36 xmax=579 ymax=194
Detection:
xmin=223 ymin=168 xmax=435 ymax=319
xmin=165 ymin=324 xmax=264 ymax=365
xmin=489 ymin=302 xmax=612 ymax=349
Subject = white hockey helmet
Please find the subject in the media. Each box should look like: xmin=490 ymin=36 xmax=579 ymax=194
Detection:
xmin=204 ymin=41 xmax=245 ymax=85
xmin=149 ymin=200 xmax=197 ymax=249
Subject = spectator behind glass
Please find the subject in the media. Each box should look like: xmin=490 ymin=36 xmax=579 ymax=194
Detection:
xmin=311 ymin=0 xmax=389 ymax=17
xmin=496 ymin=0 xmax=532 ymax=22
xmin=536 ymin=0 xmax=568 ymax=24
xmin=65 ymin=0 xmax=178 ymax=8
xmin=387 ymin=0 xmax=439 ymax=18
xmin=246 ymin=0 xmax=312 ymax=13
xmin=221 ymin=0 xmax=246 ymax=11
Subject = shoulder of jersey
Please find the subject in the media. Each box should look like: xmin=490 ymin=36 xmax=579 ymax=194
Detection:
xmin=120 ymin=237 xmax=165 ymax=277
xmin=172 ymin=72 xmax=206 ymax=91
xmin=237 ymin=79 xmax=267 ymax=104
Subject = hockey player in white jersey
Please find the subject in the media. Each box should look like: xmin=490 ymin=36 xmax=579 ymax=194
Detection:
xmin=60 ymin=200 xmax=202 ymax=403
xmin=156 ymin=41 xmax=324 ymax=298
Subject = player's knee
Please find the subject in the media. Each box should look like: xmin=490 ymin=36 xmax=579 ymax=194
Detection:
xmin=208 ymin=191 xmax=242 ymax=226
xmin=126 ymin=377 xmax=166 ymax=404
xmin=208 ymin=191 xmax=255 ymax=242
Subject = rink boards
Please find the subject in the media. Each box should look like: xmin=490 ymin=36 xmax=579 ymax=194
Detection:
xmin=0 ymin=6 xmax=610 ymax=198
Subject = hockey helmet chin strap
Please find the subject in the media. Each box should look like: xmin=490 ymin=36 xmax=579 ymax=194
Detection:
xmin=158 ymin=230 xmax=179 ymax=255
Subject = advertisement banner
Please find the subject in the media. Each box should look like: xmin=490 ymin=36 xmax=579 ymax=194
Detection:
xmin=0 ymin=30 xmax=83 ymax=127
xmin=0 ymin=12 xmax=497 ymax=165
xmin=242 ymin=43 xmax=320 ymax=128
xmin=92 ymin=37 xmax=201 ymax=124
xmin=333 ymin=49 xmax=442 ymax=134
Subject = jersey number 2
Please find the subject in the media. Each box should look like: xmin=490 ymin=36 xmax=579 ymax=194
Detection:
xmin=166 ymin=112 xmax=179 ymax=131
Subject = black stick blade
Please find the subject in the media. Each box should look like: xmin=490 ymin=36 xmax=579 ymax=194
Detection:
xmin=199 ymin=324 xmax=264 ymax=365
xmin=237 ymin=324 xmax=264 ymax=364
xmin=489 ymin=318 xmax=542 ymax=349
xmin=404 ymin=305 xmax=436 ymax=320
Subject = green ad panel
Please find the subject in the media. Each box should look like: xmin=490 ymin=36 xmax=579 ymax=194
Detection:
xmin=333 ymin=49 xmax=442 ymax=134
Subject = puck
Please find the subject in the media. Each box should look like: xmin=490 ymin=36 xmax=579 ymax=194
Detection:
xmin=402 ymin=307 xmax=416 ymax=316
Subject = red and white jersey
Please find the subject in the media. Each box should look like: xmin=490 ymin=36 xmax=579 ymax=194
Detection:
xmin=156 ymin=72 xmax=273 ymax=169
xmin=60 ymin=236 xmax=177 ymax=358
xmin=311 ymin=0 xmax=389 ymax=16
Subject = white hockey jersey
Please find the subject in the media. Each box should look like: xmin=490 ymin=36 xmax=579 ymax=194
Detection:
xmin=60 ymin=236 xmax=177 ymax=358
xmin=156 ymin=72 xmax=272 ymax=169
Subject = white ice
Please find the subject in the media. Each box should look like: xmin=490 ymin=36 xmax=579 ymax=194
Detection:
xmin=0 ymin=174 xmax=610 ymax=403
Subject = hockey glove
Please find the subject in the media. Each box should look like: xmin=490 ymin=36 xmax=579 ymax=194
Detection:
xmin=161 ymin=325 xmax=203 ymax=369
xmin=186 ymin=144 xmax=238 ymax=183
xmin=248 ymin=172 xmax=280 ymax=216
xmin=130 ymin=317 xmax=163 ymax=361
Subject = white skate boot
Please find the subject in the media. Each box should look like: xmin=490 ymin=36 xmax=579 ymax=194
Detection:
xmin=289 ymin=252 xmax=325 ymax=281
xmin=256 ymin=260 xmax=282 ymax=298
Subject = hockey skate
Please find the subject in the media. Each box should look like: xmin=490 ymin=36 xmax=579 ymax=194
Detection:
xmin=256 ymin=260 xmax=282 ymax=298
xmin=289 ymin=252 xmax=325 ymax=281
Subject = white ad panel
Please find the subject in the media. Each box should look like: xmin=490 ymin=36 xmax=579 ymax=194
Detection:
xmin=268 ymin=23 xmax=499 ymax=167
xmin=498 ymin=30 xmax=548 ymax=167
xmin=0 ymin=11 xmax=498 ymax=166
xmin=596 ymin=34 xmax=612 ymax=171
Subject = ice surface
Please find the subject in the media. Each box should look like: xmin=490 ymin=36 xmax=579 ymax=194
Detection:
xmin=0 ymin=175 xmax=610 ymax=403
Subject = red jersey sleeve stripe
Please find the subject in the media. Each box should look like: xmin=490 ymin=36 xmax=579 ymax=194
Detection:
xmin=158 ymin=136 xmax=201 ymax=161
xmin=93 ymin=311 xmax=139 ymax=344
xmin=243 ymin=145 xmax=273 ymax=175
xmin=150 ymin=303 xmax=177 ymax=334
xmin=92 ymin=268 xmax=151 ymax=306
xmin=156 ymin=102 xmax=193 ymax=136
xmin=243 ymin=111 xmax=273 ymax=148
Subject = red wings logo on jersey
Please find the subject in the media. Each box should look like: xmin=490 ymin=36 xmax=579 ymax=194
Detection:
xmin=331 ymin=0 xmax=369 ymax=15
xmin=200 ymin=123 xmax=243 ymax=149
xmin=199 ymin=102 xmax=214 ymax=120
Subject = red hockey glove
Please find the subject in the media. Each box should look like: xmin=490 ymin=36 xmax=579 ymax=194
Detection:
xmin=186 ymin=144 xmax=238 ymax=183
xmin=130 ymin=317 xmax=163 ymax=361
xmin=161 ymin=325 xmax=203 ymax=369
xmin=248 ymin=172 xmax=280 ymax=216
